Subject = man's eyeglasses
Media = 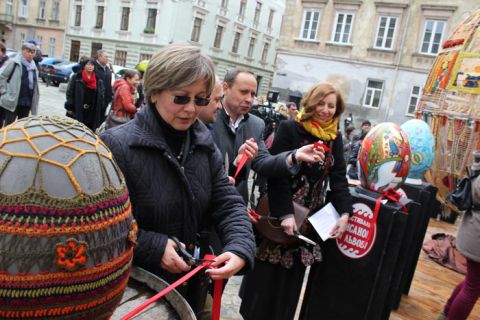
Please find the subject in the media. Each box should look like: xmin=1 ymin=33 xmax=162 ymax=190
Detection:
xmin=173 ymin=95 xmax=210 ymax=107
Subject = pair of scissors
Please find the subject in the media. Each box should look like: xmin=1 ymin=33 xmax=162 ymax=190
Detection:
xmin=170 ymin=236 xmax=216 ymax=266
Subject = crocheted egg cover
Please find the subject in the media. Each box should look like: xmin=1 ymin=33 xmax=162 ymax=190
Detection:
xmin=0 ymin=116 xmax=136 ymax=319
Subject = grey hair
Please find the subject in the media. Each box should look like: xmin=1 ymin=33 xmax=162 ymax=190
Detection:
xmin=223 ymin=68 xmax=255 ymax=87
xmin=97 ymin=49 xmax=108 ymax=57
xmin=143 ymin=43 xmax=215 ymax=99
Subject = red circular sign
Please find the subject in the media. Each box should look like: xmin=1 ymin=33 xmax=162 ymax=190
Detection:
xmin=337 ymin=202 xmax=376 ymax=258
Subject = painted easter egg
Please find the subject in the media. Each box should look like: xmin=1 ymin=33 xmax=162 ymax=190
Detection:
xmin=401 ymin=119 xmax=435 ymax=179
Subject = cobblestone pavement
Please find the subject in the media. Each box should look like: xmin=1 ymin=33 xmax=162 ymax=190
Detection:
xmin=37 ymin=82 xmax=245 ymax=319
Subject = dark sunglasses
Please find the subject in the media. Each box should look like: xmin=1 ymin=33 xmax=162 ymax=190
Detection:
xmin=173 ymin=95 xmax=210 ymax=107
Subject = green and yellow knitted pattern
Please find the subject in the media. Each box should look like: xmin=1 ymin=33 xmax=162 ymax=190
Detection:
xmin=0 ymin=116 xmax=136 ymax=319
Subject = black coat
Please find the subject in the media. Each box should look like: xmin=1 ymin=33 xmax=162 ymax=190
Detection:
xmin=94 ymin=61 xmax=113 ymax=113
xmin=100 ymin=105 xmax=255 ymax=281
xmin=65 ymin=72 xmax=105 ymax=131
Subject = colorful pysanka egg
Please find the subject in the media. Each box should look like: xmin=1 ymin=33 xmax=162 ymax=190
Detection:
xmin=357 ymin=122 xmax=411 ymax=193
xmin=0 ymin=116 xmax=136 ymax=319
xmin=400 ymin=119 xmax=435 ymax=179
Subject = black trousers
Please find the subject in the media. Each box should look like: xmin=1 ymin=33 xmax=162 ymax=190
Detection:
xmin=4 ymin=105 xmax=31 ymax=126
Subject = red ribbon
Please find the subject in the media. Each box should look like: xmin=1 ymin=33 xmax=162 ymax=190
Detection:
xmin=365 ymin=188 xmax=408 ymax=245
xmin=121 ymin=254 xmax=222 ymax=320
xmin=314 ymin=141 xmax=329 ymax=152
xmin=234 ymin=154 xmax=249 ymax=179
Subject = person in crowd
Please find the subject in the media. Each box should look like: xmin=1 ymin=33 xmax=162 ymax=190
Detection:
xmin=240 ymin=82 xmax=353 ymax=320
xmin=438 ymin=151 xmax=480 ymax=320
xmin=94 ymin=50 xmax=113 ymax=120
xmin=353 ymin=120 xmax=372 ymax=144
xmin=0 ymin=42 xmax=39 ymax=126
xmin=100 ymin=43 xmax=256 ymax=317
xmin=274 ymin=102 xmax=290 ymax=120
xmin=111 ymin=69 xmax=140 ymax=120
xmin=287 ymin=101 xmax=298 ymax=119
xmin=27 ymin=40 xmax=42 ymax=70
xmin=343 ymin=125 xmax=355 ymax=165
xmin=197 ymin=75 xmax=223 ymax=128
xmin=135 ymin=61 xmax=148 ymax=109
xmin=65 ymin=57 xmax=105 ymax=131
xmin=0 ymin=43 xmax=9 ymax=68
xmin=348 ymin=126 xmax=369 ymax=180
xmin=213 ymin=68 xmax=322 ymax=205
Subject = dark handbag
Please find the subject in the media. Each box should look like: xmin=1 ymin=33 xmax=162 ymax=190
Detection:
xmin=254 ymin=194 xmax=310 ymax=245
xmin=104 ymin=88 xmax=130 ymax=129
xmin=447 ymin=169 xmax=480 ymax=211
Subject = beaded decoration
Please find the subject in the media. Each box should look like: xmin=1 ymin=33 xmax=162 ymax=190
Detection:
xmin=0 ymin=116 xmax=136 ymax=319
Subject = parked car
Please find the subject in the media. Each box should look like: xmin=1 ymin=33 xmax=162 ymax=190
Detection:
xmin=111 ymin=64 xmax=136 ymax=86
xmin=39 ymin=57 xmax=65 ymax=82
xmin=45 ymin=61 xmax=79 ymax=86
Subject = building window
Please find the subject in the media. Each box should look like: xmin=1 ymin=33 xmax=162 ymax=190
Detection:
xmin=420 ymin=19 xmax=445 ymax=55
xmin=220 ymin=0 xmax=228 ymax=8
xmin=48 ymin=37 xmax=55 ymax=57
xmin=332 ymin=12 xmax=353 ymax=44
xmin=70 ymin=40 xmax=80 ymax=63
xmin=267 ymin=9 xmax=274 ymax=29
xmin=363 ymin=80 xmax=384 ymax=108
xmin=261 ymin=42 xmax=270 ymax=62
xmin=407 ymin=86 xmax=421 ymax=115
xmin=114 ymin=50 xmax=127 ymax=66
xmin=213 ymin=25 xmax=224 ymax=48
xmin=231 ymin=32 xmax=241 ymax=53
xmin=37 ymin=36 xmax=42 ymax=49
xmin=191 ymin=17 xmax=202 ymax=42
xmin=19 ymin=0 xmax=28 ymax=17
xmin=74 ymin=5 xmax=82 ymax=26
xmin=120 ymin=7 xmax=130 ymax=31
xmin=19 ymin=33 xmax=25 ymax=50
xmin=247 ymin=37 xmax=256 ymax=57
xmin=375 ymin=16 xmax=396 ymax=49
xmin=300 ymin=10 xmax=320 ymax=40
xmin=146 ymin=8 xmax=157 ymax=32
xmin=139 ymin=53 xmax=152 ymax=61
xmin=95 ymin=6 xmax=104 ymax=28
xmin=91 ymin=42 xmax=102 ymax=57
xmin=51 ymin=1 xmax=59 ymax=20
xmin=239 ymin=0 xmax=247 ymax=19
xmin=6 ymin=0 xmax=13 ymax=15
xmin=38 ymin=0 xmax=46 ymax=19
xmin=253 ymin=2 xmax=262 ymax=27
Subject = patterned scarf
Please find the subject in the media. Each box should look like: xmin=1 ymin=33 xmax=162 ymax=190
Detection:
xmin=295 ymin=108 xmax=338 ymax=141
xmin=82 ymin=70 xmax=97 ymax=90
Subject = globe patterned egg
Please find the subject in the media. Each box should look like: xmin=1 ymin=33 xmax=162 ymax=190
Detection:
xmin=400 ymin=119 xmax=435 ymax=179
xmin=0 ymin=116 xmax=136 ymax=319
xmin=358 ymin=122 xmax=411 ymax=193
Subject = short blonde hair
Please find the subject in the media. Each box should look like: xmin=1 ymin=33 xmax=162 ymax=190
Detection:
xmin=299 ymin=82 xmax=346 ymax=121
xmin=275 ymin=103 xmax=289 ymax=119
xmin=143 ymin=43 xmax=215 ymax=99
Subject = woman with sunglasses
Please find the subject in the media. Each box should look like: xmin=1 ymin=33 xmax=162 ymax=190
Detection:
xmin=100 ymin=43 xmax=255 ymax=316
xmin=240 ymin=82 xmax=353 ymax=320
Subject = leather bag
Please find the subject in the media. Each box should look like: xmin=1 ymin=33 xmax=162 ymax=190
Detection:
xmin=105 ymin=88 xmax=130 ymax=130
xmin=447 ymin=169 xmax=480 ymax=211
xmin=254 ymin=194 xmax=310 ymax=245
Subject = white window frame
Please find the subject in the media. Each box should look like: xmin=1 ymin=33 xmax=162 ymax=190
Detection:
xmin=191 ymin=17 xmax=203 ymax=42
xmin=120 ymin=7 xmax=130 ymax=31
xmin=253 ymin=1 xmax=262 ymax=26
xmin=48 ymin=37 xmax=56 ymax=57
xmin=406 ymin=85 xmax=421 ymax=116
xmin=232 ymin=31 xmax=241 ymax=53
xmin=238 ymin=0 xmax=247 ymax=18
xmin=331 ymin=12 xmax=354 ymax=44
xmin=6 ymin=0 xmax=13 ymax=15
xmin=95 ymin=6 xmax=104 ymax=28
xmin=146 ymin=8 xmax=157 ymax=30
xmin=19 ymin=0 xmax=28 ymax=17
xmin=420 ymin=19 xmax=445 ymax=55
xmin=247 ymin=37 xmax=256 ymax=57
xmin=19 ymin=33 xmax=25 ymax=49
xmin=37 ymin=36 xmax=42 ymax=49
xmin=374 ymin=16 xmax=397 ymax=50
xmin=74 ymin=5 xmax=82 ymax=26
xmin=299 ymin=9 xmax=320 ymax=41
xmin=261 ymin=42 xmax=270 ymax=62
xmin=51 ymin=1 xmax=60 ymax=20
xmin=38 ymin=0 xmax=46 ymax=19
xmin=363 ymin=80 xmax=384 ymax=108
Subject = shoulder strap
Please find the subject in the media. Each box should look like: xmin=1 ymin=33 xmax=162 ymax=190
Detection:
xmin=7 ymin=63 xmax=17 ymax=83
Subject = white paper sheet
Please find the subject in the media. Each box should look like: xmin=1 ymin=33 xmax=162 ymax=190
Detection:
xmin=308 ymin=202 xmax=340 ymax=241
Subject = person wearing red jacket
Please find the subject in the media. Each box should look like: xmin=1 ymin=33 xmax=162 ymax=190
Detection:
xmin=112 ymin=70 xmax=140 ymax=119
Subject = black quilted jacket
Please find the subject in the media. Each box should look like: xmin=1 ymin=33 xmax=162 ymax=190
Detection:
xmin=100 ymin=105 xmax=255 ymax=279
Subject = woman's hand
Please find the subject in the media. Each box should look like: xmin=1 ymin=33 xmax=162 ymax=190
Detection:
xmin=329 ymin=213 xmax=350 ymax=239
xmin=235 ymin=138 xmax=258 ymax=165
xmin=160 ymin=239 xmax=191 ymax=274
xmin=294 ymin=144 xmax=326 ymax=164
xmin=281 ymin=216 xmax=297 ymax=236
xmin=205 ymin=252 xmax=245 ymax=280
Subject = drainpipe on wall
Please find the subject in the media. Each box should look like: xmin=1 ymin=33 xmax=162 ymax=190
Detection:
xmin=383 ymin=0 xmax=414 ymax=121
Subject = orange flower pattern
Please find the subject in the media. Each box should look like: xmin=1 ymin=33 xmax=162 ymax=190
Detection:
xmin=55 ymin=238 xmax=88 ymax=271
xmin=128 ymin=219 xmax=138 ymax=246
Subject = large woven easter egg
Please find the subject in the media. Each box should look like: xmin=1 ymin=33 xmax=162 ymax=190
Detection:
xmin=401 ymin=119 xmax=435 ymax=179
xmin=0 ymin=116 xmax=136 ymax=319
xmin=358 ymin=122 xmax=411 ymax=192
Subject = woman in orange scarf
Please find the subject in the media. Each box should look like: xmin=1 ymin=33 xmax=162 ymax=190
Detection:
xmin=240 ymin=82 xmax=353 ymax=320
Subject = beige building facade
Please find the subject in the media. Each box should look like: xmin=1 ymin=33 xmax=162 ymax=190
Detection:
xmin=274 ymin=0 xmax=479 ymax=127
xmin=0 ymin=0 xmax=69 ymax=57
